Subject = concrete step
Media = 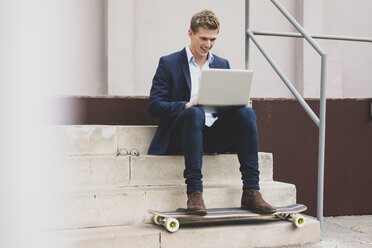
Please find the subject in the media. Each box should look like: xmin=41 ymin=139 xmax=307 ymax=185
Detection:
xmin=47 ymin=181 xmax=296 ymax=230
xmin=130 ymin=153 xmax=273 ymax=185
xmin=48 ymin=125 xmax=273 ymax=160
xmin=45 ymin=225 xmax=159 ymax=248
xmin=53 ymin=153 xmax=272 ymax=191
xmin=47 ymin=125 xmax=156 ymax=156
xmin=46 ymin=218 xmax=320 ymax=248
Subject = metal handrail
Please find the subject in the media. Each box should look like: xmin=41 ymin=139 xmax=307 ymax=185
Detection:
xmin=251 ymin=30 xmax=372 ymax=43
xmin=247 ymin=30 xmax=320 ymax=126
xmin=245 ymin=0 xmax=327 ymax=236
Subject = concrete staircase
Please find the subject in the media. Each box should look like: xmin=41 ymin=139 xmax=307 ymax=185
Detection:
xmin=45 ymin=125 xmax=320 ymax=247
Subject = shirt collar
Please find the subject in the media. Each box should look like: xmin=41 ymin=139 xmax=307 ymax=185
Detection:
xmin=186 ymin=45 xmax=214 ymax=65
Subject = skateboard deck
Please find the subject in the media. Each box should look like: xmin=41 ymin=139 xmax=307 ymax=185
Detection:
xmin=148 ymin=204 xmax=307 ymax=232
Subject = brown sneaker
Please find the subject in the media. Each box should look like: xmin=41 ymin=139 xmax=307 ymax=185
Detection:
xmin=187 ymin=191 xmax=207 ymax=216
xmin=241 ymin=189 xmax=276 ymax=214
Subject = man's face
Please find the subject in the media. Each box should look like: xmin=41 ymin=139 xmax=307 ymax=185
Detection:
xmin=188 ymin=27 xmax=218 ymax=60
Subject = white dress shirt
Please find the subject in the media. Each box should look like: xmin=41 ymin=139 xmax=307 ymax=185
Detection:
xmin=185 ymin=46 xmax=218 ymax=127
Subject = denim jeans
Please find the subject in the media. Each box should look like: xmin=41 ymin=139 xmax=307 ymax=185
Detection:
xmin=167 ymin=106 xmax=260 ymax=194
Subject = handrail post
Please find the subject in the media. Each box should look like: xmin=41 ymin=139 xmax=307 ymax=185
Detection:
xmin=246 ymin=0 xmax=328 ymax=238
xmin=317 ymin=54 xmax=327 ymax=235
xmin=270 ymin=0 xmax=327 ymax=237
xmin=245 ymin=0 xmax=250 ymax=69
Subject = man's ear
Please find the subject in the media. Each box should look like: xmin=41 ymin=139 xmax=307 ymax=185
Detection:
xmin=188 ymin=29 xmax=193 ymax=38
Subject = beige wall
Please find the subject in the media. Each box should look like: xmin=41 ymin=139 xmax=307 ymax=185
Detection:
xmin=293 ymin=0 xmax=372 ymax=98
xmin=249 ymin=0 xmax=298 ymax=98
xmin=9 ymin=0 xmax=369 ymax=98
xmin=108 ymin=0 xmax=299 ymax=97
xmin=40 ymin=0 xmax=107 ymax=96
xmin=108 ymin=0 xmax=372 ymax=98
xmin=322 ymin=0 xmax=372 ymax=98
xmin=108 ymin=0 xmax=247 ymax=95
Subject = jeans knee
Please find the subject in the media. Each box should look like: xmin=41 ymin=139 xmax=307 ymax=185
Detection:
xmin=183 ymin=107 xmax=205 ymax=127
xmin=236 ymin=107 xmax=257 ymax=124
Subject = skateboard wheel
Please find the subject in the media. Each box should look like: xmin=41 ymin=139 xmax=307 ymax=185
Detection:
xmin=165 ymin=218 xmax=180 ymax=233
xmin=153 ymin=215 xmax=163 ymax=225
xmin=292 ymin=214 xmax=306 ymax=228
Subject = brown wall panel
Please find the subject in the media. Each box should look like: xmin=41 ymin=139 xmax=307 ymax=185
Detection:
xmin=48 ymin=97 xmax=372 ymax=217
xmin=255 ymin=99 xmax=372 ymax=216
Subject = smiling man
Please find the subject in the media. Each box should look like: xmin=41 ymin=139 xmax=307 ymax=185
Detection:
xmin=148 ymin=10 xmax=275 ymax=216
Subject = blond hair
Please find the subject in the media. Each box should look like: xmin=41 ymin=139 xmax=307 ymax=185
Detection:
xmin=190 ymin=9 xmax=220 ymax=33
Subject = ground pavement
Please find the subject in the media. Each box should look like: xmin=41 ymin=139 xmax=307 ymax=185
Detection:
xmin=282 ymin=215 xmax=372 ymax=248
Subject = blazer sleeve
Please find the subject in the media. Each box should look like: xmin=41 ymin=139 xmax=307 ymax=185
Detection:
xmin=149 ymin=57 xmax=187 ymax=119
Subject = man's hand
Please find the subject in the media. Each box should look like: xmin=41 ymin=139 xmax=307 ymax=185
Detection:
xmin=184 ymin=99 xmax=198 ymax=109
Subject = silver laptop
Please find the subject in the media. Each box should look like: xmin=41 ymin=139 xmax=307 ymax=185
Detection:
xmin=196 ymin=69 xmax=253 ymax=111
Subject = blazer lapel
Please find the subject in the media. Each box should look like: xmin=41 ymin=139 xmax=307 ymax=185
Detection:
xmin=209 ymin=53 xmax=218 ymax=68
xmin=180 ymin=48 xmax=191 ymax=92
xmin=209 ymin=58 xmax=215 ymax=68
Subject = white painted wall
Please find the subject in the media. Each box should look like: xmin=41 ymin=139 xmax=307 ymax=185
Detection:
xmin=107 ymin=0 xmax=247 ymax=95
xmin=7 ymin=0 xmax=368 ymax=98
xmin=322 ymin=0 xmax=372 ymax=98
xmin=107 ymin=0 xmax=372 ymax=98
xmin=296 ymin=0 xmax=372 ymax=98
xmin=107 ymin=0 xmax=134 ymax=95
xmin=42 ymin=0 xmax=107 ymax=95
xmin=249 ymin=0 xmax=299 ymax=98
xmin=108 ymin=0 xmax=299 ymax=97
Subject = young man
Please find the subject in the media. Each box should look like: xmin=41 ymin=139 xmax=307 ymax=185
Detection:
xmin=148 ymin=10 xmax=275 ymax=216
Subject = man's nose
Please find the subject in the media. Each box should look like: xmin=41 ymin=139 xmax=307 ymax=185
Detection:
xmin=205 ymin=40 xmax=211 ymax=48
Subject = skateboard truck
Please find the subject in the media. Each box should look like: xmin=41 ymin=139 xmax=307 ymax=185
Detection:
xmin=276 ymin=213 xmax=306 ymax=228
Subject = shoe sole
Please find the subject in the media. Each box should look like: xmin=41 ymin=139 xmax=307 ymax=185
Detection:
xmin=186 ymin=209 xmax=208 ymax=216
xmin=241 ymin=205 xmax=276 ymax=215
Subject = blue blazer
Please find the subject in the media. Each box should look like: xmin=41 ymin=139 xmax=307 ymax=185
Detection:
xmin=148 ymin=48 xmax=230 ymax=155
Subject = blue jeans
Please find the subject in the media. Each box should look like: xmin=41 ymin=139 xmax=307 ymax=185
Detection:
xmin=167 ymin=106 xmax=260 ymax=194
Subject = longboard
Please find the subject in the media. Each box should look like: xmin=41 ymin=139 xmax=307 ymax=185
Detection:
xmin=148 ymin=204 xmax=307 ymax=232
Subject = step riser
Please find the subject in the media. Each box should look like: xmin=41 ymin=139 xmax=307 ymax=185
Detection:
xmin=49 ymin=126 xmax=273 ymax=162
xmin=54 ymin=157 xmax=130 ymax=189
xmin=47 ymin=182 xmax=295 ymax=230
xmin=55 ymin=154 xmax=273 ymax=190
xmin=48 ymin=126 xmax=119 ymax=156
xmin=48 ymin=125 xmax=156 ymax=156
xmin=46 ymin=225 xmax=160 ymax=248
xmin=118 ymin=126 xmax=156 ymax=156
xmin=131 ymin=154 xmax=273 ymax=185
xmin=48 ymin=220 xmax=320 ymax=248
xmin=160 ymin=219 xmax=320 ymax=248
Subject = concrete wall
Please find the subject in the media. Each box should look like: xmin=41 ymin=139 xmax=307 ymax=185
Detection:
xmin=322 ymin=0 xmax=372 ymax=98
xmin=107 ymin=0 xmax=248 ymax=95
xmin=292 ymin=0 xmax=372 ymax=98
xmin=107 ymin=0 xmax=297 ymax=97
xmin=3 ymin=0 xmax=371 ymax=98
xmin=107 ymin=0 xmax=372 ymax=98
xmin=40 ymin=0 xmax=107 ymax=95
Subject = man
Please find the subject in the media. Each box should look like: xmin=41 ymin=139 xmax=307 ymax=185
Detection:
xmin=148 ymin=9 xmax=275 ymax=216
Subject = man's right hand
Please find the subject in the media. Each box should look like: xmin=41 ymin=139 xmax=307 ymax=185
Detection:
xmin=184 ymin=99 xmax=198 ymax=109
